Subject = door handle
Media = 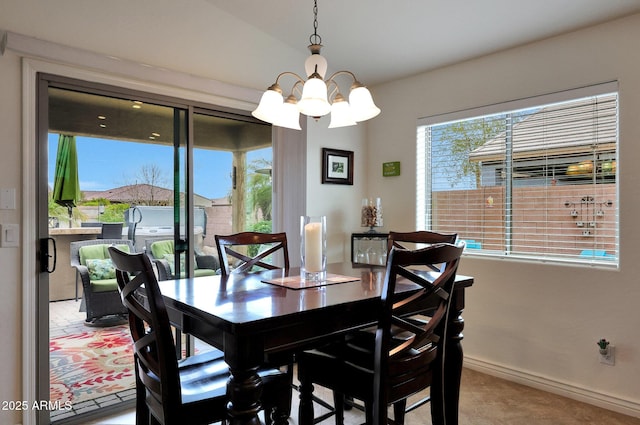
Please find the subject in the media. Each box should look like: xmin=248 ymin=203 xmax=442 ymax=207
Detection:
xmin=40 ymin=237 xmax=57 ymax=273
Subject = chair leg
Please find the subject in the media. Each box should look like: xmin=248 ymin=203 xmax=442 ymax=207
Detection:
xmin=265 ymin=408 xmax=273 ymax=425
xmin=134 ymin=362 xmax=149 ymax=425
xmin=281 ymin=363 xmax=294 ymax=419
xmin=333 ymin=392 xmax=345 ymax=425
xmin=365 ymin=403 xmax=373 ymax=425
xmin=393 ymin=399 xmax=407 ymax=425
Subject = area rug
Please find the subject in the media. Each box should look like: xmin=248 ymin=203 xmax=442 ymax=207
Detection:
xmin=50 ymin=324 xmax=136 ymax=405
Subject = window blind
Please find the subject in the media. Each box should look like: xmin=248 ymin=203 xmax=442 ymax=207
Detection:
xmin=417 ymin=83 xmax=618 ymax=267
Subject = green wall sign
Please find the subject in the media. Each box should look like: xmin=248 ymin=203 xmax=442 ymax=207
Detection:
xmin=382 ymin=161 xmax=401 ymax=177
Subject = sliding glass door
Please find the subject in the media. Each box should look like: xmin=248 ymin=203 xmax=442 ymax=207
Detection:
xmin=38 ymin=75 xmax=271 ymax=424
xmin=193 ymin=110 xmax=273 ymax=259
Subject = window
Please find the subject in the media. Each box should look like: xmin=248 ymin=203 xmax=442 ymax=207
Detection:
xmin=417 ymin=83 xmax=618 ymax=267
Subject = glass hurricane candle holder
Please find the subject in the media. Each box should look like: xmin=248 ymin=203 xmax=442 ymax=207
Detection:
xmin=301 ymin=215 xmax=327 ymax=281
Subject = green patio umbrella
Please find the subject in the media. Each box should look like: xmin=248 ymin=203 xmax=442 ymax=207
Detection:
xmin=52 ymin=134 xmax=80 ymax=227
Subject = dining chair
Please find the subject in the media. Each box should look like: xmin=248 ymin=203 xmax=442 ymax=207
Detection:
xmin=215 ymin=231 xmax=289 ymax=276
xmin=388 ymin=230 xmax=458 ymax=252
xmin=297 ymin=242 xmax=465 ymax=425
xmin=108 ymin=246 xmax=291 ymax=425
xmin=214 ymin=231 xmax=295 ymax=418
xmin=383 ymin=230 xmax=459 ymax=418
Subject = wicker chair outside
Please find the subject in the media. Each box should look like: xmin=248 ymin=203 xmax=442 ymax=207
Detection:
xmin=144 ymin=239 xmax=219 ymax=281
xmin=70 ymin=238 xmax=133 ymax=324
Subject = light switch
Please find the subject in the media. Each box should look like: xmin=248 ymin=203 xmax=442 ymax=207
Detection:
xmin=0 ymin=188 xmax=16 ymax=210
xmin=0 ymin=224 xmax=19 ymax=247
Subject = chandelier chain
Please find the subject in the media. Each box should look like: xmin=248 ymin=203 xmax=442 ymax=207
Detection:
xmin=309 ymin=0 xmax=322 ymax=46
xmin=252 ymin=0 xmax=380 ymax=129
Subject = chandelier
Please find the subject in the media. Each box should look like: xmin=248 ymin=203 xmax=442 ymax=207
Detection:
xmin=251 ymin=0 xmax=381 ymax=130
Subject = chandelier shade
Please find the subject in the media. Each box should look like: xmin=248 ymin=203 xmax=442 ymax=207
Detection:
xmin=273 ymin=95 xmax=302 ymax=130
xmin=251 ymin=0 xmax=380 ymax=130
xmin=348 ymin=84 xmax=381 ymax=122
xmin=298 ymin=76 xmax=331 ymax=118
xmin=328 ymin=94 xmax=357 ymax=128
xmin=251 ymin=87 xmax=283 ymax=123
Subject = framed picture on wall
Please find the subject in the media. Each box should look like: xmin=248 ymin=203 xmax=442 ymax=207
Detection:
xmin=322 ymin=148 xmax=354 ymax=185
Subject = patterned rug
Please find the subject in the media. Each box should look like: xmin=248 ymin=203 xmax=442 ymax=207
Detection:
xmin=50 ymin=324 xmax=136 ymax=405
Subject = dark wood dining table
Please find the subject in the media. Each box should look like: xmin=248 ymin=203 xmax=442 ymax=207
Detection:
xmin=157 ymin=262 xmax=473 ymax=425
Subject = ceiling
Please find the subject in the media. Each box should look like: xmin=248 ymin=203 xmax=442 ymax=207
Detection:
xmin=3 ymin=0 xmax=640 ymax=103
xmin=207 ymin=0 xmax=640 ymax=87
xmin=2 ymin=0 xmax=640 ymax=93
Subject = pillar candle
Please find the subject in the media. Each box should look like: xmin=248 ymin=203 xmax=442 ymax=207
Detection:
xmin=304 ymin=222 xmax=323 ymax=272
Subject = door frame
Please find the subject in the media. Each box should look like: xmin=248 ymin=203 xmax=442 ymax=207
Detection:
xmin=21 ymin=53 xmax=297 ymax=424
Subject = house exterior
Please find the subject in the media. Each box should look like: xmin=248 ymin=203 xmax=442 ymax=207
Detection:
xmin=469 ymin=94 xmax=617 ymax=188
xmin=83 ymin=184 xmax=212 ymax=207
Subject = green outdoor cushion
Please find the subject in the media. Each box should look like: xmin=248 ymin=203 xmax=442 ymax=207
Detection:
xmin=90 ymin=278 xmax=119 ymax=292
xmin=163 ymin=253 xmax=186 ymax=275
xmin=86 ymin=258 xmax=116 ymax=280
xmin=171 ymin=269 xmax=216 ymax=279
xmin=194 ymin=269 xmax=216 ymax=277
xmin=79 ymin=245 xmax=108 ymax=265
xmin=162 ymin=253 xmax=201 ymax=275
xmin=79 ymin=243 xmax=130 ymax=266
xmin=151 ymin=240 xmax=174 ymax=259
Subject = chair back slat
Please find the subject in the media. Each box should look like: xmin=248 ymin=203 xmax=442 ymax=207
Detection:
xmin=108 ymin=247 xmax=181 ymax=417
xmin=387 ymin=230 xmax=457 ymax=252
xmin=215 ymin=232 xmax=289 ymax=276
xmin=388 ymin=231 xmax=458 ymax=272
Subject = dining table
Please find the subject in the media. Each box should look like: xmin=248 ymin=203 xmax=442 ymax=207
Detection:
xmin=157 ymin=262 xmax=473 ymax=425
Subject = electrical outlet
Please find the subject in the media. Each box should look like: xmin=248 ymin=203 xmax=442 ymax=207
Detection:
xmin=600 ymin=345 xmax=615 ymax=366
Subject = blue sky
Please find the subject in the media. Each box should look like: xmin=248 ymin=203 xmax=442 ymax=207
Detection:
xmin=48 ymin=134 xmax=271 ymax=199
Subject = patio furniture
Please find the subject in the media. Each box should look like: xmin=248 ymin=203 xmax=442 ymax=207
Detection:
xmin=70 ymin=239 xmax=132 ymax=324
xmin=108 ymin=246 xmax=291 ymax=425
xmin=98 ymin=222 xmax=124 ymax=239
xmin=297 ymin=242 xmax=465 ymax=425
xmin=145 ymin=239 xmax=219 ymax=281
xmin=80 ymin=222 xmax=101 ymax=228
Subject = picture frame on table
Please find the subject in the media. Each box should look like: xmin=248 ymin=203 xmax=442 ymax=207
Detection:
xmin=322 ymin=148 xmax=354 ymax=185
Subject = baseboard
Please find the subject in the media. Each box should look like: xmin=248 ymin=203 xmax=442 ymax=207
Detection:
xmin=464 ymin=356 xmax=640 ymax=419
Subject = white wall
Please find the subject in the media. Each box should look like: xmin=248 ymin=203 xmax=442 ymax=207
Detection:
xmin=305 ymin=116 xmax=368 ymax=263
xmin=367 ymin=13 xmax=640 ymax=416
xmin=0 ymin=49 xmax=24 ymax=425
